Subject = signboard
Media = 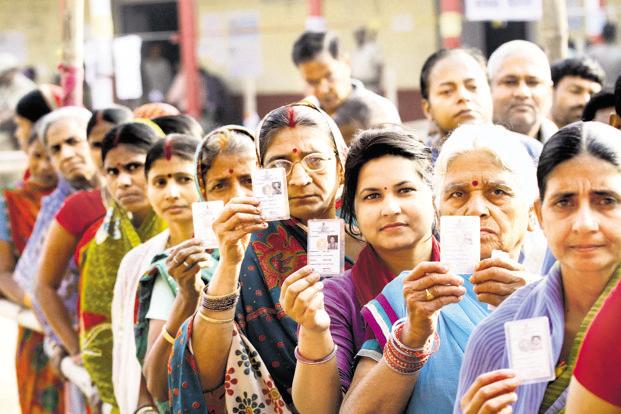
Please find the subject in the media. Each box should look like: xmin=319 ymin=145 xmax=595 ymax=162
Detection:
xmin=465 ymin=0 xmax=542 ymax=21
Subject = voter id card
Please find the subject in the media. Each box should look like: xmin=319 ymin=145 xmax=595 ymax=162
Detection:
xmin=307 ymin=219 xmax=345 ymax=277
xmin=252 ymin=167 xmax=290 ymax=221
xmin=192 ymin=201 xmax=224 ymax=249
xmin=505 ymin=316 xmax=555 ymax=384
xmin=440 ymin=216 xmax=480 ymax=275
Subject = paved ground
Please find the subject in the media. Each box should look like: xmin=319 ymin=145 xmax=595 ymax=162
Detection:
xmin=0 ymin=317 xmax=20 ymax=413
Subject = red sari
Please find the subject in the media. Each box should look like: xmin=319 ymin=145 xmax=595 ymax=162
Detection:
xmin=3 ymin=182 xmax=65 ymax=414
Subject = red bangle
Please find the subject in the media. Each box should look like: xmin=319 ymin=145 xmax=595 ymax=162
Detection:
xmin=383 ymin=318 xmax=440 ymax=375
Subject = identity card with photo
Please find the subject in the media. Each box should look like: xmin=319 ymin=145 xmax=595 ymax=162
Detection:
xmin=252 ymin=167 xmax=290 ymax=221
xmin=504 ymin=316 xmax=555 ymax=384
xmin=192 ymin=200 xmax=224 ymax=249
xmin=307 ymin=219 xmax=345 ymax=277
xmin=440 ymin=216 xmax=480 ymax=275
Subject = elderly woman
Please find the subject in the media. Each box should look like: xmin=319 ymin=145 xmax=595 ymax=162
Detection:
xmin=457 ymin=122 xmax=621 ymax=413
xmin=335 ymin=124 xmax=543 ymax=414
xmin=168 ymin=102 xmax=351 ymax=413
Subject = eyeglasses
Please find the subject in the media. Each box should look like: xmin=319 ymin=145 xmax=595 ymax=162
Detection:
xmin=265 ymin=153 xmax=333 ymax=176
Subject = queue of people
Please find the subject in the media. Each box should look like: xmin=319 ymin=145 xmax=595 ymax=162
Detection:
xmin=1 ymin=30 xmax=621 ymax=414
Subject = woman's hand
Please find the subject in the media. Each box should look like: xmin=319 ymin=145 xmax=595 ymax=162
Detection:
xmin=460 ymin=370 xmax=519 ymax=414
xmin=166 ymin=239 xmax=211 ymax=293
xmin=212 ymin=197 xmax=267 ymax=264
xmin=470 ymin=257 xmax=527 ymax=307
xmin=401 ymin=262 xmax=466 ymax=348
xmin=280 ymin=266 xmax=330 ymax=333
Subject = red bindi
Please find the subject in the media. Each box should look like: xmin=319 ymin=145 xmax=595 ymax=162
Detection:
xmin=472 ymin=180 xmax=479 ymax=187
xmin=292 ymin=148 xmax=298 ymax=153
xmin=228 ymin=169 xmax=234 ymax=174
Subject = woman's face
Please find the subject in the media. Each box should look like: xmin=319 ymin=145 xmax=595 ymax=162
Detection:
xmin=263 ymin=125 xmax=342 ymax=222
xmin=205 ymin=150 xmax=257 ymax=204
xmin=26 ymin=139 xmax=57 ymax=189
xmin=104 ymin=145 xmax=151 ymax=215
xmin=14 ymin=115 xmax=33 ymax=151
xmin=355 ymin=155 xmax=434 ymax=253
xmin=439 ymin=150 xmax=533 ymax=260
xmin=536 ymin=153 xmax=621 ymax=277
xmin=88 ymin=121 xmax=114 ymax=172
xmin=147 ymin=155 xmax=197 ymax=225
xmin=423 ymin=52 xmax=493 ymax=137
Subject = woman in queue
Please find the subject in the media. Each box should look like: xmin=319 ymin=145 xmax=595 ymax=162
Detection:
xmin=80 ymin=122 xmax=167 ymax=412
xmin=457 ymin=122 xmax=621 ymax=413
xmin=168 ymin=102 xmax=349 ymax=413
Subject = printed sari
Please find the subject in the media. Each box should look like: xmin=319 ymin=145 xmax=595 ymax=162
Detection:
xmin=2 ymin=181 xmax=64 ymax=414
xmin=169 ymin=219 xmax=353 ymax=413
xmin=360 ymin=252 xmax=489 ymax=414
xmin=80 ymin=205 xmax=166 ymax=411
xmin=454 ymin=263 xmax=621 ymax=413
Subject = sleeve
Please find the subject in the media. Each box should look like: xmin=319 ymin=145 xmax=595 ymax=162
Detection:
xmin=0 ymin=194 xmax=12 ymax=242
xmin=573 ymin=286 xmax=621 ymax=407
xmin=145 ymin=274 xmax=176 ymax=321
xmin=55 ymin=193 xmax=84 ymax=236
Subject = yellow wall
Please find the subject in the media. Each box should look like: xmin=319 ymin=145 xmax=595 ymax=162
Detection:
xmin=196 ymin=0 xmax=438 ymax=94
xmin=0 ymin=0 xmax=62 ymax=81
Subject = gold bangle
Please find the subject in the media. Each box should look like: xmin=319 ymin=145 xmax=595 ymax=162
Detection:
xmin=197 ymin=309 xmax=234 ymax=324
xmin=161 ymin=325 xmax=176 ymax=345
xmin=23 ymin=293 xmax=32 ymax=308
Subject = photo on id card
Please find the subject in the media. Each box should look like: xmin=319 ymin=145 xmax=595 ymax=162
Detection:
xmin=504 ymin=316 xmax=555 ymax=384
xmin=307 ymin=219 xmax=344 ymax=277
xmin=192 ymin=200 xmax=224 ymax=249
xmin=252 ymin=167 xmax=290 ymax=221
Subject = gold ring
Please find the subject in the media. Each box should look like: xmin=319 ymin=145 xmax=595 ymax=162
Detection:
xmin=183 ymin=261 xmax=191 ymax=268
xmin=425 ymin=288 xmax=434 ymax=301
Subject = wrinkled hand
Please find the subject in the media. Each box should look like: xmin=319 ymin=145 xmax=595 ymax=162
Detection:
xmin=212 ymin=197 xmax=267 ymax=264
xmin=461 ymin=370 xmax=519 ymax=414
xmin=402 ymin=262 xmax=466 ymax=348
xmin=280 ymin=266 xmax=330 ymax=333
xmin=470 ymin=257 xmax=527 ymax=307
xmin=166 ymin=239 xmax=211 ymax=292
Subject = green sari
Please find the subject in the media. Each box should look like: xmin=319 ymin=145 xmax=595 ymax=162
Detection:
xmin=79 ymin=205 xmax=166 ymax=411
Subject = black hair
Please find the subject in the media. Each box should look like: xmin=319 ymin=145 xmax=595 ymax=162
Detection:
xmin=615 ymin=75 xmax=621 ymax=116
xmin=292 ymin=31 xmax=340 ymax=66
xmin=341 ymin=127 xmax=432 ymax=239
xmin=582 ymin=91 xmax=615 ymax=121
xmin=537 ymin=121 xmax=621 ymax=199
xmin=145 ymin=134 xmax=200 ymax=176
xmin=152 ymin=114 xmax=204 ymax=139
xmin=419 ymin=48 xmax=487 ymax=100
xmin=550 ymin=57 xmax=605 ymax=87
xmin=16 ymin=89 xmax=54 ymax=123
xmin=603 ymin=21 xmax=617 ymax=43
xmin=86 ymin=106 xmax=132 ymax=137
xmin=101 ymin=122 xmax=159 ymax=163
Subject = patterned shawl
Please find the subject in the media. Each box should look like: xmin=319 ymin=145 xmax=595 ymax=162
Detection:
xmin=454 ymin=263 xmax=621 ymax=414
xmin=80 ymin=205 xmax=166 ymax=409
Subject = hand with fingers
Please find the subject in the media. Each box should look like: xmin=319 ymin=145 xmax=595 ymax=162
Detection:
xmin=460 ymin=370 xmax=519 ymax=414
xmin=470 ymin=257 xmax=528 ymax=307
xmin=166 ymin=238 xmax=213 ymax=293
xmin=279 ymin=266 xmax=330 ymax=333
xmin=212 ymin=197 xmax=267 ymax=265
xmin=401 ymin=262 xmax=467 ymax=348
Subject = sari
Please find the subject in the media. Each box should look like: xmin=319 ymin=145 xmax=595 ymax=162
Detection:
xmin=1 ymin=181 xmax=64 ymax=414
xmin=111 ymin=230 xmax=169 ymax=414
xmin=360 ymin=254 xmax=489 ymax=414
xmin=169 ymin=219 xmax=349 ymax=413
xmin=80 ymin=205 xmax=166 ymax=411
xmin=454 ymin=263 xmax=621 ymax=414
